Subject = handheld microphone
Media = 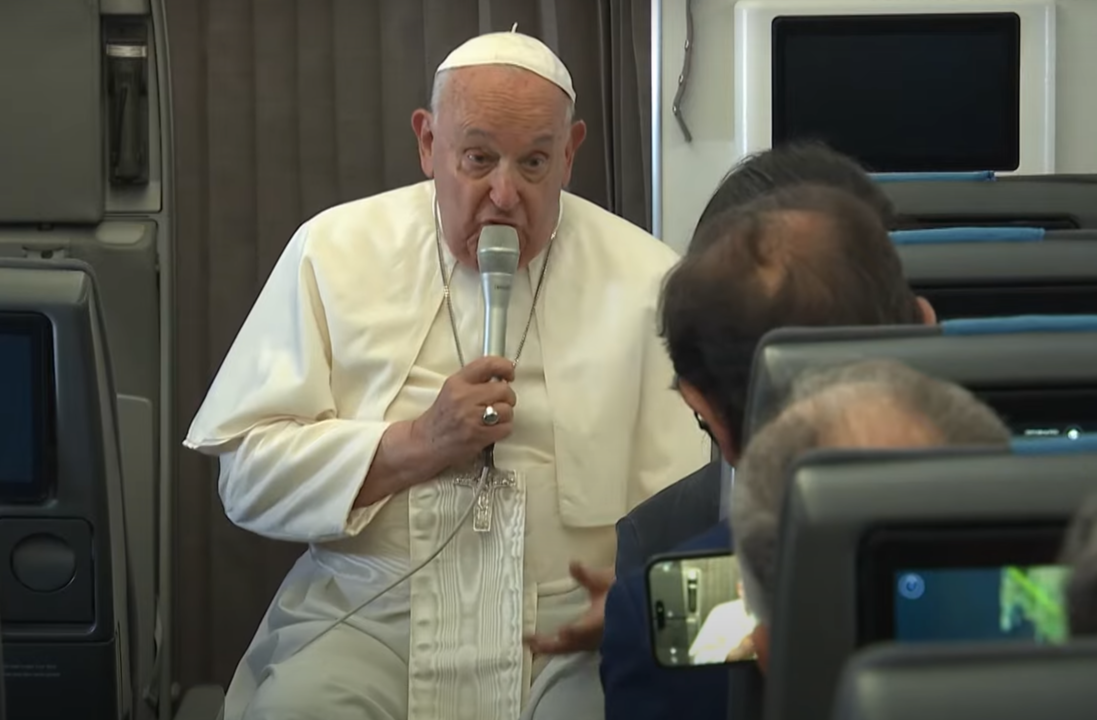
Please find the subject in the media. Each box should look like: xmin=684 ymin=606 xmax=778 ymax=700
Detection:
xmin=477 ymin=225 xmax=521 ymax=358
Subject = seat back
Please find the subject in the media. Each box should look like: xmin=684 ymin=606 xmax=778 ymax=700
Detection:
xmin=764 ymin=449 xmax=1097 ymax=720
xmin=881 ymin=175 xmax=1097 ymax=230
xmin=0 ymin=259 xmax=131 ymax=719
xmin=893 ymin=228 xmax=1097 ymax=319
xmin=744 ymin=317 xmax=1097 ymax=443
xmin=832 ymin=640 xmax=1097 ymax=720
xmin=0 ymin=2 xmax=175 ymax=718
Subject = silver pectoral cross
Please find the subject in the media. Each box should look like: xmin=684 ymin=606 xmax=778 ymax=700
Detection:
xmin=453 ymin=461 xmax=516 ymax=533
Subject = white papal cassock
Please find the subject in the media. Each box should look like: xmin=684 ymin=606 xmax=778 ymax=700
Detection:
xmin=184 ymin=180 xmax=709 ymax=720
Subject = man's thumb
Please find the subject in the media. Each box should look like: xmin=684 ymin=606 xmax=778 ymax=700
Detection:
xmin=571 ymin=561 xmax=613 ymax=589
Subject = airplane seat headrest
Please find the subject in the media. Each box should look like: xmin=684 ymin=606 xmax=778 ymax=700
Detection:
xmin=831 ymin=641 xmax=1097 ymax=720
xmin=872 ymin=171 xmax=996 ymax=183
xmin=891 ymin=227 xmax=1046 ymax=244
xmin=941 ymin=315 xmax=1097 ymax=335
xmin=0 ymin=4 xmax=104 ymax=224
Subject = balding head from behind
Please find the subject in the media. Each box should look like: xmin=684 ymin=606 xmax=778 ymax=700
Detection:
xmin=729 ymin=360 xmax=1012 ymax=671
xmin=661 ymin=184 xmax=932 ymax=461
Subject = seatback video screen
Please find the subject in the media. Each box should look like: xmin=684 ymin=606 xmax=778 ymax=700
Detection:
xmin=0 ymin=312 xmax=54 ymax=502
xmin=893 ymin=565 xmax=1068 ymax=644
xmin=858 ymin=525 xmax=1066 ymax=646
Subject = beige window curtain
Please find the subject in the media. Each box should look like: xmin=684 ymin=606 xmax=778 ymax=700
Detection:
xmin=167 ymin=0 xmax=653 ymax=689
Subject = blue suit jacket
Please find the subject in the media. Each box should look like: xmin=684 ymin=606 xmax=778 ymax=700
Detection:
xmin=601 ymin=522 xmax=734 ymax=720
xmin=614 ymin=461 xmax=725 ymax=578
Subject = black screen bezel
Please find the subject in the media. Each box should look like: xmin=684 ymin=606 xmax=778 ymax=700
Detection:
xmin=976 ymin=388 xmax=1097 ymax=437
xmin=0 ymin=312 xmax=56 ymax=503
xmin=772 ymin=13 xmax=1022 ymax=172
xmin=857 ymin=523 xmax=1065 ymax=646
xmin=915 ymin=285 xmax=1097 ymax=322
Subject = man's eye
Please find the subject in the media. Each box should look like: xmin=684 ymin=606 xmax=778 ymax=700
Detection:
xmin=466 ymin=153 xmax=490 ymax=165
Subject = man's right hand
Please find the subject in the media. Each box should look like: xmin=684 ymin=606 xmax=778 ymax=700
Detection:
xmin=355 ymin=357 xmax=517 ymax=509
xmin=411 ymin=355 xmax=517 ymax=470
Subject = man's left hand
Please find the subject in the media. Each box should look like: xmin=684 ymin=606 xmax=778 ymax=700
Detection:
xmin=525 ymin=562 xmax=614 ymax=655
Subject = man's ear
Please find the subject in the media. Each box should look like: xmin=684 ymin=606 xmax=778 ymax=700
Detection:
xmin=916 ymin=296 xmax=937 ymax=325
xmin=561 ymin=119 xmax=587 ymax=186
xmin=678 ymin=379 xmax=737 ymax=462
xmin=410 ymin=109 xmax=435 ymax=178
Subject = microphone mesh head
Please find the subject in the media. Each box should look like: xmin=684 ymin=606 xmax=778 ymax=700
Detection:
xmin=477 ymin=225 xmax=521 ymax=274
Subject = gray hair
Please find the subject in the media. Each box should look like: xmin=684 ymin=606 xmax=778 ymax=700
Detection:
xmin=731 ymin=359 xmax=1012 ymax=625
xmin=430 ymin=69 xmax=575 ymax=123
xmin=1060 ymin=494 xmax=1097 ymax=637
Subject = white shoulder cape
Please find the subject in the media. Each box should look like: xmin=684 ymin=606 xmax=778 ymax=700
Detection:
xmin=185 ymin=180 xmax=709 ymax=542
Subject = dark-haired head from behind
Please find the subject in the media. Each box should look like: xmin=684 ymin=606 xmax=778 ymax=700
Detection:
xmin=693 ymin=142 xmax=895 ymax=250
xmin=661 ymin=183 xmax=935 ymax=460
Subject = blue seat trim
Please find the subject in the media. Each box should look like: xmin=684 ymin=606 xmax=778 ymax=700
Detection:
xmin=872 ymin=171 xmax=995 ymax=183
xmin=1011 ymin=435 xmax=1097 ymax=455
xmin=891 ymin=227 xmax=1045 ymax=244
xmin=941 ymin=315 xmax=1097 ymax=336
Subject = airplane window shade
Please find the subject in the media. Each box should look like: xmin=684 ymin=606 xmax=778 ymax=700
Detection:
xmin=0 ymin=313 xmax=54 ymax=503
xmin=772 ymin=13 xmax=1021 ymax=172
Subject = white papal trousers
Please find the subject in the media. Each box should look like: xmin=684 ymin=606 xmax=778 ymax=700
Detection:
xmin=228 ymin=550 xmax=604 ymax=720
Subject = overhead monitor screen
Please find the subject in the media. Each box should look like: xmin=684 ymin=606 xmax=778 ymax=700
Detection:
xmin=772 ymin=13 xmax=1021 ymax=172
xmin=859 ymin=525 xmax=1066 ymax=646
xmin=0 ymin=313 xmax=54 ymax=502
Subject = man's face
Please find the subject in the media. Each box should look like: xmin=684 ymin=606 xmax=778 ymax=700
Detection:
xmin=412 ymin=66 xmax=586 ymax=269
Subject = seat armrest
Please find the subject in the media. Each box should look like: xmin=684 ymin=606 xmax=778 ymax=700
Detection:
xmin=174 ymin=684 xmax=225 ymax=720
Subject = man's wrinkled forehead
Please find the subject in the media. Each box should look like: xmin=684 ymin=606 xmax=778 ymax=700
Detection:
xmin=461 ymin=125 xmax=557 ymax=147
xmin=441 ymin=67 xmax=572 ymax=136
xmin=446 ymin=65 xmax=571 ymax=111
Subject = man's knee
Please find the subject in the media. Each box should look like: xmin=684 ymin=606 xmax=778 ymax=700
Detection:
xmin=245 ymin=669 xmax=328 ymax=720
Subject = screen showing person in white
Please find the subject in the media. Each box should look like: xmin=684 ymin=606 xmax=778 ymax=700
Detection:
xmin=183 ymin=27 xmax=708 ymax=720
xmin=688 ymin=567 xmax=758 ymax=665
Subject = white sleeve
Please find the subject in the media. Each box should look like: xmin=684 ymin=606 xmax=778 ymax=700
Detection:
xmin=184 ymin=222 xmax=392 ymax=543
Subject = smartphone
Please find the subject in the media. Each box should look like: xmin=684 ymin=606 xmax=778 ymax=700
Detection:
xmin=645 ymin=550 xmax=758 ymax=667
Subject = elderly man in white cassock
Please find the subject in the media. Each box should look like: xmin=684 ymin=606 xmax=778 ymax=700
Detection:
xmin=185 ymin=29 xmax=707 ymax=720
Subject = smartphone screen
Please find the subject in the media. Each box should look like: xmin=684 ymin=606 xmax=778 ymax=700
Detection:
xmin=646 ymin=551 xmax=758 ymax=667
xmin=893 ymin=564 xmax=1069 ymax=644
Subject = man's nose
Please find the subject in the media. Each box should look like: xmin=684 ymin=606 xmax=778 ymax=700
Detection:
xmin=488 ymin=168 xmax=520 ymax=212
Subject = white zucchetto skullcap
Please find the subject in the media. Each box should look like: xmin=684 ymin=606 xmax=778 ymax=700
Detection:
xmin=436 ymin=25 xmax=576 ymax=103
